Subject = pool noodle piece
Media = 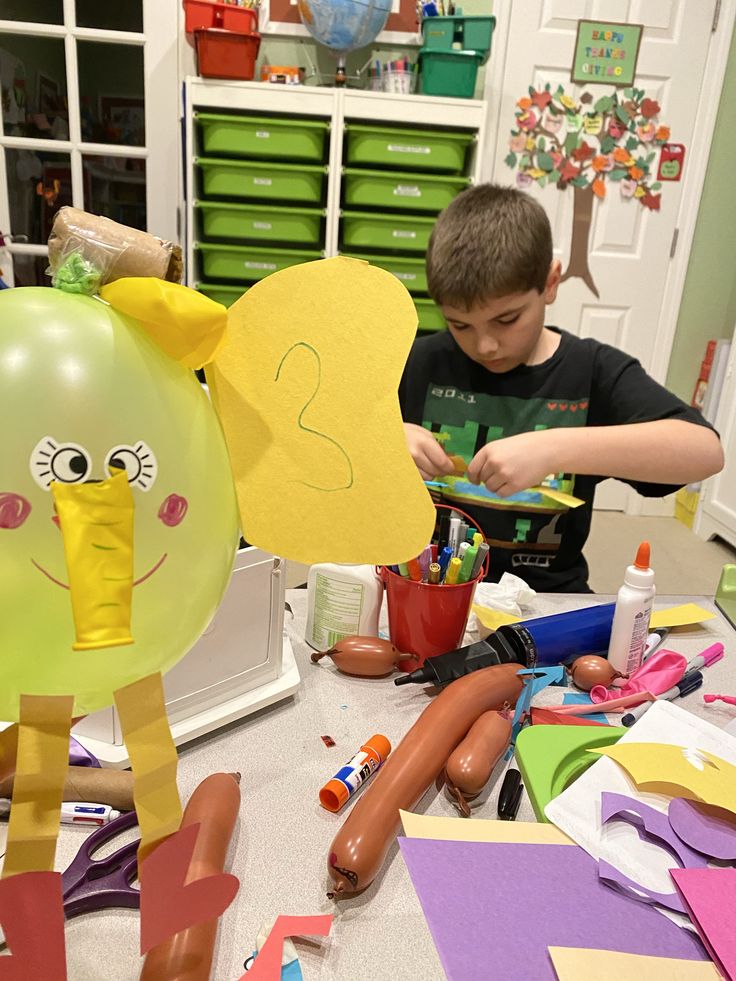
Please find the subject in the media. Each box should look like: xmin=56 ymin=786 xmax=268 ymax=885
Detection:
xmin=548 ymin=946 xmax=722 ymax=980
xmin=0 ymin=871 xmax=67 ymax=980
xmin=237 ymin=915 xmax=334 ymax=981
xmin=671 ymin=868 xmax=736 ymax=981
xmin=668 ymin=798 xmax=736 ymax=860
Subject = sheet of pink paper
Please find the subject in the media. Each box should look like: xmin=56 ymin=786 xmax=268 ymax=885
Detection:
xmin=546 ymin=692 xmax=654 ymax=715
xmin=139 ymin=822 xmax=239 ymax=954
xmin=239 ymin=915 xmax=334 ymax=980
xmin=0 ymin=871 xmax=67 ymax=980
xmin=671 ymin=868 xmax=736 ymax=981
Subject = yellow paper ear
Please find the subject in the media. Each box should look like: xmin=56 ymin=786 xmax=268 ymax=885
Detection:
xmin=99 ymin=278 xmax=227 ymax=369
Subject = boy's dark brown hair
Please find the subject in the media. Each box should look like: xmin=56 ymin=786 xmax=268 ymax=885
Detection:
xmin=426 ymin=183 xmax=553 ymax=309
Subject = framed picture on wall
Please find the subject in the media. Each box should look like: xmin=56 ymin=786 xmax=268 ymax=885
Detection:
xmin=37 ymin=73 xmax=60 ymax=115
xmin=260 ymin=0 xmax=420 ymax=44
xmin=99 ymin=96 xmax=145 ymax=146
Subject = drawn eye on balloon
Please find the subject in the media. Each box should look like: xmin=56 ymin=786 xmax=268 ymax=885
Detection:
xmin=30 ymin=436 xmax=92 ymax=490
xmin=274 ymin=341 xmax=354 ymax=493
xmin=104 ymin=442 xmax=158 ymax=491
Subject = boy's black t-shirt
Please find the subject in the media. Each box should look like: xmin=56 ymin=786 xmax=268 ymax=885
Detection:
xmin=399 ymin=328 xmax=712 ymax=593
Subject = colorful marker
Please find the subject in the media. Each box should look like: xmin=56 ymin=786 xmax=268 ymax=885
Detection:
xmin=458 ymin=544 xmax=478 ymax=583
xmin=470 ymin=542 xmax=489 ymax=579
xmin=418 ymin=545 xmax=432 ymax=580
xmin=448 ymin=517 xmax=461 ymax=556
xmin=445 ymin=557 xmax=462 ymax=585
xmin=472 ymin=532 xmax=483 ymax=548
xmin=397 ymin=562 xmax=410 ymax=578
xmin=438 ymin=545 xmax=453 ymax=581
xmin=458 ymin=541 xmax=470 ymax=561
xmin=428 ymin=562 xmax=441 ymax=585
xmin=406 ymin=557 xmax=422 ymax=582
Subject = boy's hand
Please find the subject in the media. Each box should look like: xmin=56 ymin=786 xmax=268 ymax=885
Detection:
xmin=467 ymin=430 xmax=559 ymax=497
xmin=404 ymin=423 xmax=456 ymax=481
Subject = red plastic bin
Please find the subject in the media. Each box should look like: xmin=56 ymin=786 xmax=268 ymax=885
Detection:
xmin=184 ymin=1 xmax=258 ymax=34
xmin=195 ymin=28 xmax=261 ymax=81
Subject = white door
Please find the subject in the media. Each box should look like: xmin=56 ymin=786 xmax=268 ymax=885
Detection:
xmin=483 ymin=0 xmax=722 ymax=510
xmin=0 ymin=0 xmax=179 ymax=288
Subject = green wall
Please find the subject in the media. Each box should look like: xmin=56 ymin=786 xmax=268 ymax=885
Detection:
xmin=665 ymin=25 xmax=736 ymax=402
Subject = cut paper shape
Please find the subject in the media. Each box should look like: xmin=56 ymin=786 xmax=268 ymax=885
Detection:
xmin=399 ymin=809 xmax=574 ymax=844
xmin=399 ymin=839 xmax=706 ymax=981
xmin=649 ymin=605 xmax=716 ymax=629
xmin=237 ymin=915 xmax=334 ymax=981
xmin=671 ymin=868 xmax=736 ymax=981
xmin=100 ymin=278 xmax=228 ymax=369
xmin=471 ymin=605 xmax=520 ymax=631
xmin=561 ymin=693 xmax=609 ymax=725
xmin=0 ymin=871 xmax=67 ymax=980
xmin=512 ymin=666 xmax=566 ymax=728
xmin=598 ymin=792 xmax=707 ymax=914
xmin=2 ymin=694 xmax=73 ymax=878
xmin=52 ymin=470 xmax=134 ymax=651
xmin=529 ymin=485 xmax=585 ymax=508
xmin=139 ymin=821 xmax=239 ymax=954
xmin=208 ymin=257 xmax=436 ymax=565
xmin=548 ymin=946 xmax=722 ymax=980
xmin=114 ymin=672 xmax=182 ymax=861
xmin=594 ymin=743 xmax=736 ymax=817
xmin=530 ymin=707 xmax=609 ymax=728
xmin=668 ymin=798 xmax=736 ymax=861
xmin=515 ymin=724 xmax=626 ymax=822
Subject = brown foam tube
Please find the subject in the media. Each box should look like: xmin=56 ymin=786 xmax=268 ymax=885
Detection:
xmin=326 ymin=663 xmax=524 ymax=896
xmin=0 ymin=765 xmax=135 ymax=811
xmin=311 ymin=636 xmax=417 ymax=677
xmin=445 ymin=711 xmax=512 ymax=817
xmin=139 ymin=772 xmax=241 ymax=981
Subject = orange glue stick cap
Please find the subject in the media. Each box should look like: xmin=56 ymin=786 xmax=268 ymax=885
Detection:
xmin=318 ymin=734 xmax=392 ymax=813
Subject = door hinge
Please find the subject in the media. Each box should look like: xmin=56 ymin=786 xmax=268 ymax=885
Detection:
xmin=712 ymin=0 xmax=721 ymax=31
xmin=669 ymin=227 xmax=679 ymax=258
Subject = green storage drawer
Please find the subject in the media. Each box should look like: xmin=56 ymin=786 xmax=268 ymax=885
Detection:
xmin=196 ymin=201 xmax=324 ymax=245
xmin=342 ymin=211 xmax=436 ymax=253
xmin=196 ymin=283 xmax=247 ymax=308
xmin=195 ymin=112 xmax=329 ymax=161
xmin=343 ymin=168 xmax=470 ymax=213
xmin=420 ymin=50 xmax=483 ymax=100
xmin=197 ymin=157 xmax=327 ymax=203
xmin=421 ymin=15 xmax=495 ymax=63
xmin=196 ymin=242 xmax=322 ymax=282
xmin=344 ymin=124 xmax=475 ymax=174
xmin=414 ymin=298 xmax=446 ymax=332
xmin=342 ymin=252 xmax=428 ymax=293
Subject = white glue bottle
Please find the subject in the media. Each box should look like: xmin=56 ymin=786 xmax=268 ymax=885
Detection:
xmin=607 ymin=541 xmax=655 ymax=679
xmin=305 ymin=564 xmax=383 ymax=652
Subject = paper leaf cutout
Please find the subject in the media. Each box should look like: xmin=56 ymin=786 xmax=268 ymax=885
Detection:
xmin=0 ymin=872 xmax=67 ymax=980
xmin=208 ymin=257 xmax=436 ymax=565
xmin=238 ymin=915 xmax=333 ymax=981
xmin=548 ymin=947 xmax=721 ymax=980
xmin=671 ymin=868 xmax=736 ymax=981
xmin=139 ymin=822 xmax=239 ymax=954
xmin=668 ymin=798 xmax=736 ymax=860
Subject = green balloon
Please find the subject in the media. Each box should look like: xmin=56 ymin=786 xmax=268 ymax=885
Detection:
xmin=0 ymin=287 xmax=239 ymax=719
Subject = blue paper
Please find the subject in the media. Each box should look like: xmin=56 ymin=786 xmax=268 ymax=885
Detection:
xmin=562 ymin=691 xmax=610 ymax=725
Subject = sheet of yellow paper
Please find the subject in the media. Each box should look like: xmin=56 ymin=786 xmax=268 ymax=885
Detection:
xmin=2 ymin=694 xmax=73 ymax=877
xmin=208 ymin=257 xmax=436 ymax=565
xmin=593 ymin=743 xmax=736 ymax=816
xmin=472 ymin=605 xmax=521 ymax=631
xmin=114 ymin=672 xmax=182 ymax=860
xmin=650 ymin=604 xmax=716 ymax=629
xmin=530 ymin=486 xmax=585 ymax=508
xmin=52 ymin=469 xmax=134 ymax=651
xmin=399 ymin=810 xmax=573 ymax=844
xmin=548 ymin=947 xmax=722 ymax=980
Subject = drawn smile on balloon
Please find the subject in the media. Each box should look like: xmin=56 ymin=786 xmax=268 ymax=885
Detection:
xmin=30 ymin=553 xmax=168 ymax=589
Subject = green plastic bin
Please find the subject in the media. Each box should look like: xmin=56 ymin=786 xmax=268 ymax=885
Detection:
xmin=195 ymin=112 xmax=329 ymax=161
xmin=342 ymin=168 xmax=470 ymax=214
xmin=196 ymin=157 xmax=326 ymax=204
xmin=195 ymin=201 xmax=324 ymax=245
xmin=341 ymin=252 xmax=428 ymax=293
xmin=344 ymin=124 xmax=474 ymax=174
xmin=196 ymin=282 xmax=247 ymax=308
xmin=419 ymin=50 xmax=483 ymax=99
xmin=196 ymin=242 xmax=322 ymax=282
xmin=342 ymin=211 xmax=436 ymax=253
xmin=414 ymin=298 xmax=446 ymax=332
xmin=421 ymin=15 xmax=495 ymax=63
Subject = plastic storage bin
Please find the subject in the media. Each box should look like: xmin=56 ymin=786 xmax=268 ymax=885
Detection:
xmin=196 ymin=201 xmax=324 ymax=245
xmin=421 ymin=15 xmax=495 ymax=62
xmin=419 ymin=50 xmax=483 ymax=99
xmin=196 ymin=242 xmax=322 ymax=282
xmin=342 ymin=211 xmax=436 ymax=253
xmin=343 ymin=168 xmax=470 ymax=213
xmin=196 ymin=282 xmax=247 ymax=307
xmin=185 ymin=1 xmax=258 ymax=34
xmin=196 ymin=157 xmax=326 ymax=203
xmin=342 ymin=252 xmax=428 ymax=293
xmin=344 ymin=124 xmax=474 ymax=174
xmin=195 ymin=112 xmax=329 ymax=161
xmin=195 ymin=30 xmax=260 ymax=81
xmin=414 ymin=298 xmax=446 ymax=332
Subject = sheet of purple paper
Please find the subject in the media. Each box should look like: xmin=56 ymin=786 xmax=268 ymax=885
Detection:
xmin=668 ymin=798 xmax=736 ymax=860
xmin=562 ymin=692 xmax=609 ymax=725
xmin=671 ymin=868 xmax=736 ymax=981
xmin=399 ymin=839 xmax=706 ymax=981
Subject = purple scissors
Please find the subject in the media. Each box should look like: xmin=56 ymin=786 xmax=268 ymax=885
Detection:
xmin=61 ymin=809 xmax=140 ymax=918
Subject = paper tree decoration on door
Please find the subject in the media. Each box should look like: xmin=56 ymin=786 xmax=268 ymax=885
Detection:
xmin=506 ymin=85 xmax=675 ymax=297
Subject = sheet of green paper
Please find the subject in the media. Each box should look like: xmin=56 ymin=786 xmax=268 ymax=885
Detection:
xmin=649 ymin=604 xmax=715 ymax=629
xmin=548 ymin=946 xmax=722 ymax=980
xmin=400 ymin=809 xmax=573 ymax=844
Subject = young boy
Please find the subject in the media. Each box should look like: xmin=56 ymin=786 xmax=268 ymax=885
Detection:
xmin=400 ymin=184 xmax=724 ymax=592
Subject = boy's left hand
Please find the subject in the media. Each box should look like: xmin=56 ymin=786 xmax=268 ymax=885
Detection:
xmin=467 ymin=430 xmax=558 ymax=497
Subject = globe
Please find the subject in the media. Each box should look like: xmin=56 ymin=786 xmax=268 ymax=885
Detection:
xmin=297 ymin=0 xmax=392 ymax=55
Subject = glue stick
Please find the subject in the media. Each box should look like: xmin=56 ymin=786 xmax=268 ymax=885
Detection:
xmin=319 ymin=734 xmax=391 ymax=812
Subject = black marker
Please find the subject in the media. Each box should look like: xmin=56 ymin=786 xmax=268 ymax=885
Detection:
xmin=497 ymin=768 xmax=523 ymax=821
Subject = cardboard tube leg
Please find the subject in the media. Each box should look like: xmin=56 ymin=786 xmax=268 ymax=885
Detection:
xmin=0 ymin=765 xmax=136 ymax=812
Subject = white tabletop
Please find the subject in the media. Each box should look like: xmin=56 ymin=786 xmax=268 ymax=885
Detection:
xmin=54 ymin=590 xmax=736 ymax=981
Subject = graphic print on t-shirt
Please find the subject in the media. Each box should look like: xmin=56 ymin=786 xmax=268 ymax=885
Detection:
xmin=422 ymin=383 xmax=588 ymax=571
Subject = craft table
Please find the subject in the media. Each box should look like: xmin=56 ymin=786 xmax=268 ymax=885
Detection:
xmin=52 ymin=589 xmax=736 ymax=981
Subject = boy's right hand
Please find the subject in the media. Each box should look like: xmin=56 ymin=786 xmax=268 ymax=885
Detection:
xmin=404 ymin=423 xmax=455 ymax=481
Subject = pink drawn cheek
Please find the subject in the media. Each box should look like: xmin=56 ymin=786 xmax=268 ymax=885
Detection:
xmin=158 ymin=493 xmax=188 ymax=527
xmin=0 ymin=493 xmax=31 ymax=529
